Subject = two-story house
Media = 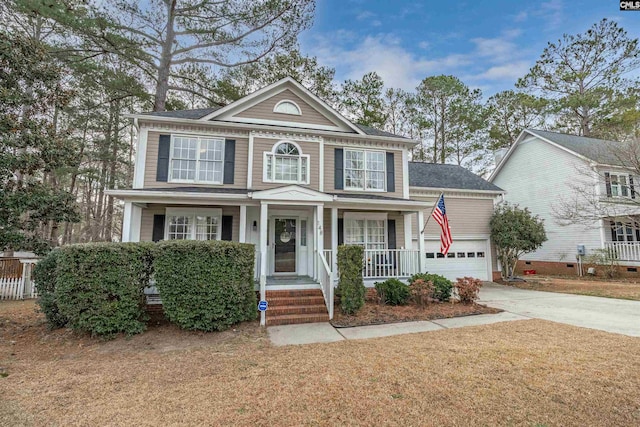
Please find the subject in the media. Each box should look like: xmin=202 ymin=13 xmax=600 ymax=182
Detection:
xmin=108 ymin=77 xmax=503 ymax=325
xmin=490 ymin=129 xmax=640 ymax=277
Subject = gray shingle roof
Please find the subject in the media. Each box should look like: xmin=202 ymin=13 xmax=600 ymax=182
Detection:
xmin=354 ymin=124 xmax=409 ymax=139
xmin=329 ymin=193 xmax=418 ymax=201
xmin=527 ymin=129 xmax=626 ymax=166
xmin=143 ymin=187 xmax=249 ymax=194
xmin=409 ymin=162 xmax=503 ymax=192
xmin=140 ymin=107 xmax=222 ymax=120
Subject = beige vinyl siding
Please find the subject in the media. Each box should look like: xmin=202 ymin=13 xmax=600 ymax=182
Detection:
xmin=140 ymin=204 xmax=240 ymax=242
xmin=325 ymin=146 xmax=404 ymax=198
xmin=410 ymin=196 xmax=494 ymax=239
xmin=251 ymin=137 xmax=320 ymax=190
xmin=322 ymin=210 xmax=405 ymax=249
xmin=144 ymin=131 xmax=248 ymax=189
xmin=234 ymin=89 xmax=337 ymax=127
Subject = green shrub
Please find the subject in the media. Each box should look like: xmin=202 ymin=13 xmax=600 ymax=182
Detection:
xmin=337 ymin=245 xmax=365 ymax=315
xmin=33 ymin=250 xmax=67 ymax=328
xmin=375 ymin=278 xmax=410 ymax=305
xmin=409 ymin=273 xmax=452 ymax=302
xmin=153 ymin=240 xmax=256 ymax=331
xmin=55 ymin=242 xmax=154 ymax=337
xmin=455 ymin=277 xmax=483 ymax=303
xmin=409 ymin=278 xmax=433 ymax=308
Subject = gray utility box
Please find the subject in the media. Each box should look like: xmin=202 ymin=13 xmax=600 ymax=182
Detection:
xmin=577 ymin=245 xmax=586 ymax=256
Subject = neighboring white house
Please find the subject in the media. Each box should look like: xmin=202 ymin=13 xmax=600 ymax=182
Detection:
xmin=107 ymin=77 xmax=503 ymax=325
xmin=489 ymin=129 xmax=640 ymax=277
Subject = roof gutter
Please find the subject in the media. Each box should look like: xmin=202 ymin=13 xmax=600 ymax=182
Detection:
xmin=124 ymin=113 xmax=419 ymax=146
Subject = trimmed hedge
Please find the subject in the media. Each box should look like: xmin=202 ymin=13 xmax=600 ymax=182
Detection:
xmin=33 ymin=250 xmax=67 ymax=329
xmin=375 ymin=278 xmax=410 ymax=305
xmin=55 ymin=242 xmax=154 ymax=337
xmin=409 ymin=273 xmax=453 ymax=302
xmin=153 ymin=240 xmax=256 ymax=331
xmin=337 ymin=245 xmax=365 ymax=315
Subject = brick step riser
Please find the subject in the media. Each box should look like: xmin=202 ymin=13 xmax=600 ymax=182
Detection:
xmin=268 ymin=305 xmax=327 ymax=315
xmin=267 ymin=314 xmax=330 ymax=326
xmin=267 ymin=297 xmax=326 ymax=307
xmin=266 ymin=289 xmax=323 ymax=298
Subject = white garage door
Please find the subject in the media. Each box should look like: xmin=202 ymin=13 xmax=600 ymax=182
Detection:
xmin=422 ymin=239 xmax=490 ymax=281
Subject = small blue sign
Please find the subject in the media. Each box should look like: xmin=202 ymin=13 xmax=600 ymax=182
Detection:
xmin=258 ymin=300 xmax=268 ymax=311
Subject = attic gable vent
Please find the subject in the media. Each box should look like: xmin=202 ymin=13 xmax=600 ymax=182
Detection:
xmin=273 ymin=100 xmax=301 ymax=115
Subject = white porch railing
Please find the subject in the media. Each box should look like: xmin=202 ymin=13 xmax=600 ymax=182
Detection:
xmin=322 ymin=249 xmax=333 ymax=267
xmin=363 ymin=249 xmax=420 ymax=279
xmin=604 ymin=242 xmax=640 ymax=261
xmin=318 ymin=252 xmax=334 ymax=320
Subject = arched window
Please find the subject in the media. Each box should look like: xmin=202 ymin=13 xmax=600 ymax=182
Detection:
xmin=264 ymin=141 xmax=309 ymax=184
xmin=273 ymin=100 xmax=302 ymax=115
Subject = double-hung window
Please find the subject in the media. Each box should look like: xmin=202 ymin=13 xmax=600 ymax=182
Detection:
xmin=612 ymin=221 xmax=640 ymax=242
xmin=170 ymin=136 xmax=224 ymax=184
xmin=264 ymin=141 xmax=309 ymax=184
xmin=344 ymin=149 xmax=385 ymax=191
xmin=610 ymin=174 xmax=630 ymax=197
xmin=344 ymin=213 xmax=387 ymax=250
xmin=165 ymin=208 xmax=222 ymax=241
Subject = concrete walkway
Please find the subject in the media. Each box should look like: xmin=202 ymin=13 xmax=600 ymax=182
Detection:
xmin=268 ymin=311 xmax=528 ymax=346
xmin=479 ymin=282 xmax=640 ymax=337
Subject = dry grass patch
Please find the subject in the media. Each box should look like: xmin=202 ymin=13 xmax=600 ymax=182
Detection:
xmin=508 ymin=275 xmax=640 ymax=301
xmin=2 ymin=300 xmax=640 ymax=426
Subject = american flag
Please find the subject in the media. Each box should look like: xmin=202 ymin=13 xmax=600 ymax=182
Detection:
xmin=432 ymin=194 xmax=453 ymax=255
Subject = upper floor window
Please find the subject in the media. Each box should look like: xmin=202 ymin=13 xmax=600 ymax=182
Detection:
xmin=264 ymin=141 xmax=309 ymax=184
xmin=606 ymin=172 xmax=635 ymax=198
xmin=170 ymin=136 xmax=224 ymax=184
xmin=273 ymin=100 xmax=301 ymax=115
xmin=165 ymin=208 xmax=222 ymax=241
xmin=344 ymin=149 xmax=385 ymax=191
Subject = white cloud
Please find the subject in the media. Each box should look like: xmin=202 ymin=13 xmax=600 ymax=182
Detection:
xmin=418 ymin=41 xmax=430 ymax=50
xmin=355 ymin=10 xmax=375 ymax=21
xmin=474 ymin=61 xmax=532 ymax=81
xmin=308 ymin=33 xmax=473 ymax=90
xmin=514 ymin=11 xmax=528 ymax=22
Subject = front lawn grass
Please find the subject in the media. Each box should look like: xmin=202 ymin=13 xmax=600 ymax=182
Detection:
xmin=507 ymin=275 xmax=640 ymax=301
xmin=2 ymin=300 xmax=640 ymax=426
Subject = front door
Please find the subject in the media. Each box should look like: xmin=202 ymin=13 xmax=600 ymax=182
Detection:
xmin=274 ymin=218 xmax=296 ymax=273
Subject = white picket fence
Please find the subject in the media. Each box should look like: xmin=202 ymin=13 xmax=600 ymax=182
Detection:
xmin=0 ymin=259 xmax=39 ymax=301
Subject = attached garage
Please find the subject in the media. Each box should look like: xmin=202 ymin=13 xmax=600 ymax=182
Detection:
xmin=408 ymin=162 xmax=504 ymax=282
xmin=423 ymin=239 xmax=491 ymax=281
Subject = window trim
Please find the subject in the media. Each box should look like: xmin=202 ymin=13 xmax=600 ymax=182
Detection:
xmin=262 ymin=141 xmax=310 ymax=185
xmin=343 ymin=148 xmax=387 ymax=192
xmin=343 ymin=212 xmax=388 ymax=250
xmin=273 ymin=99 xmax=302 ymax=116
xmin=164 ymin=208 xmax=223 ymax=241
xmin=168 ymin=134 xmax=225 ymax=184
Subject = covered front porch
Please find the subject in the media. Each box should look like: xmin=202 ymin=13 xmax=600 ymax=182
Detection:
xmin=604 ymin=216 xmax=640 ymax=262
xmin=112 ymin=185 xmax=432 ymax=325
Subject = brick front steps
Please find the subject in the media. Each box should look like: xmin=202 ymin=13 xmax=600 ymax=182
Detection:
xmin=265 ymin=289 xmax=329 ymax=326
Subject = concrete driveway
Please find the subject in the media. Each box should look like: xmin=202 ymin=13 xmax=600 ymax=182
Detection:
xmin=479 ymin=283 xmax=640 ymax=337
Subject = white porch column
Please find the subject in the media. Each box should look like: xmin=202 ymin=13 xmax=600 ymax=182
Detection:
xmin=312 ymin=205 xmax=318 ymax=280
xmin=417 ymin=210 xmax=426 ymax=272
xmin=331 ymin=207 xmax=338 ymax=274
xmin=259 ymin=202 xmax=268 ymax=326
xmin=317 ymin=203 xmax=324 ymax=260
xmin=239 ymin=205 xmax=247 ymax=243
xmin=121 ymin=202 xmax=142 ymax=242
xmin=403 ymin=212 xmax=413 ymax=249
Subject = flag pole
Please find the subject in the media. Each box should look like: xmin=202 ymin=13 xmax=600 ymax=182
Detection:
xmin=421 ymin=191 xmax=444 ymax=234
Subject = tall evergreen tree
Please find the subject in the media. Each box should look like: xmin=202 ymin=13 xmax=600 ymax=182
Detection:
xmin=518 ymin=19 xmax=640 ymax=136
xmin=0 ymin=31 xmax=80 ymax=253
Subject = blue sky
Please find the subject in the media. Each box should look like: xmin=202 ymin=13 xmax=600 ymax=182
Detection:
xmin=299 ymin=0 xmax=640 ymax=97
